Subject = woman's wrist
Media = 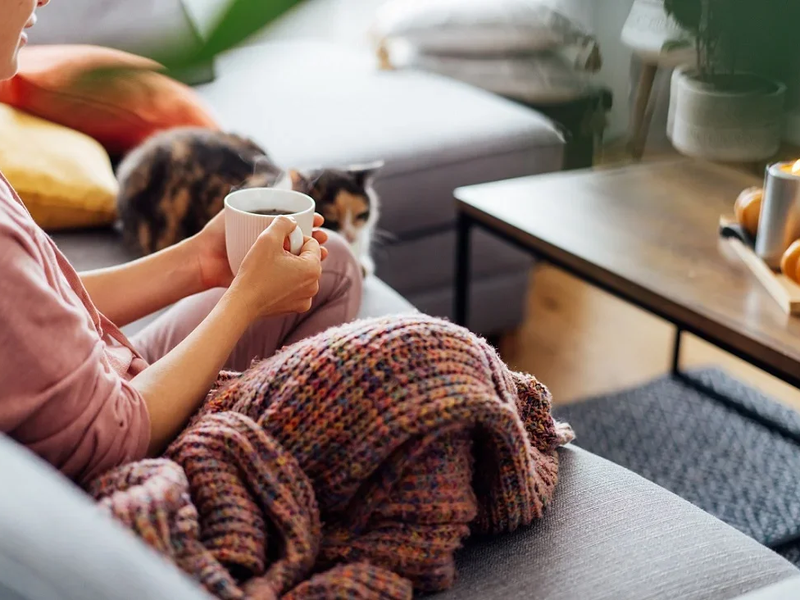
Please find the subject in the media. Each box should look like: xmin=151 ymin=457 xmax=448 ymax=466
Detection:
xmin=221 ymin=279 xmax=261 ymax=326
xmin=177 ymin=235 xmax=218 ymax=295
xmin=215 ymin=285 xmax=256 ymax=335
xmin=78 ymin=236 xmax=210 ymax=327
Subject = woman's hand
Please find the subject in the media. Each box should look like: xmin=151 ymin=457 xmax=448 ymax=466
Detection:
xmin=190 ymin=211 xmax=329 ymax=292
xmin=115 ymin=209 xmax=328 ymax=454
xmin=227 ymin=216 xmax=324 ymax=321
xmin=134 ymin=215 xmax=326 ymax=454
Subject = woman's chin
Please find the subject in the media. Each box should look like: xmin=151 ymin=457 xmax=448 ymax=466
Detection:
xmin=0 ymin=58 xmax=20 ymax=81
xmin=1 ymin=39 xmax=27 ymax=80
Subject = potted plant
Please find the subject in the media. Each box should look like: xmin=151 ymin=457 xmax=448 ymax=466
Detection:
xmin=664 ymin=0 xmax=800 ymax=162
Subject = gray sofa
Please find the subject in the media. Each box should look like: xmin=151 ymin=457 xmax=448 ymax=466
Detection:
xmin=28 ymin=0 xmax=564 ymax=336
xmin=3 ymin=431 xmax=799 ymax=600
xmin=193 ymin=40 xmax=563 ymax=335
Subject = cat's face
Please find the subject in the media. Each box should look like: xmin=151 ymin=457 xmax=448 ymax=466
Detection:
xmin=289 ymin=162 xmax=382 ymax=245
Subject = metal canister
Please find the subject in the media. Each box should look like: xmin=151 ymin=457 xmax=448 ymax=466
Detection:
xmin=755 ymin=161 xmax=800 ymax=269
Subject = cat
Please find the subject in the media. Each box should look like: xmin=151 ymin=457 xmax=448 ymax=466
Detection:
xmin=287 ymin=163 xmax=382 ymax=276
xmin=115 ymin=127 xmax=382 ymax=275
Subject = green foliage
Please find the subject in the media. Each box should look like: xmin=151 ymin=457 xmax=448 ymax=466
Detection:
xmin=172 ymin=0 xmax=307 ymax=69
xmin=664 ymin=0 xmax=800 ymax=83
xmin=76 ymin=0 xmax=308 ymax=85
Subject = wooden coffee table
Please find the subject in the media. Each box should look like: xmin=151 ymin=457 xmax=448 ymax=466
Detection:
xmin=454 ymin=159 xmax=800 ymax=389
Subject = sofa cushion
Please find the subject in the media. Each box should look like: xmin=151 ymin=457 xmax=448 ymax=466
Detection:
xmin=0 ymin=105 xmax=118 ymax=230
xmin=410 ymin=270 xmax=530 ymax=335
xmin=371 ymin=0 xmax=594 ymax=57
xmin=376 ymin=226 xmax=529 ymax=295
xmin=28 ymin=0 xmax=201 ymax=61
xmin=195 ymin=41 xmax=564 ymax=236
xmin=27 ymin=1 xmax=214 ymax=86
xmin=435 ymin=446 xmax=799 ymax=600
xmin=359 ymin=276 xmax=417 ymax=319
xmin=0 ymin=45 xmax=220 ymax=155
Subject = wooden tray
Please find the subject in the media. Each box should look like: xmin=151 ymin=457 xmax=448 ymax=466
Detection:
xmin=720 ymin=216 xmax=800 ymax=316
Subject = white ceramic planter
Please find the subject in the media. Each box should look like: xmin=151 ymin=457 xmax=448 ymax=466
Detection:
xmin=667 ymin=66 xmax=786 ymax=162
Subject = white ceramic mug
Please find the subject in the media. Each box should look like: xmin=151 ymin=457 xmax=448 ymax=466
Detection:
xmin=224 ymin=188 xmax=315 ymax=274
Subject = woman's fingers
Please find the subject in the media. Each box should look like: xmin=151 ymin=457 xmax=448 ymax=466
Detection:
xmin=265 ymin=216 xmax=298 ymax=247
xmin=312 ymin=229 xmax=328 ymax=245
xmin=313 ymin=213 xmax=325 ymax=228
xmin=300 ymin=236 xmax=322 ymax=261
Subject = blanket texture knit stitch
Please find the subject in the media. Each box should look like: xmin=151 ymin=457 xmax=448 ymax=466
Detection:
xmin=88 ymin=315 xmax=574 ymax=599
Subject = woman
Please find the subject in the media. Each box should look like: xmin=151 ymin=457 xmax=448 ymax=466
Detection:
xmin=0 ymin=0 xmax=362 ymax=486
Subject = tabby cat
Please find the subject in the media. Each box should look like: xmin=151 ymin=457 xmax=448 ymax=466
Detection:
xmin=115 ymin=127 xmax=382 ymax=274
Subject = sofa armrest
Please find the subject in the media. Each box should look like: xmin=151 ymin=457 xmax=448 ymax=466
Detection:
xmin=3 ymin=429 xmax=797 ymax=600
xmin=0 ymin=434 xmax=211 ymax=600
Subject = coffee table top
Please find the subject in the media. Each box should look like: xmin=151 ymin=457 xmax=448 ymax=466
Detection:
xmin=455 ymin=159 xmax=800 ymax=386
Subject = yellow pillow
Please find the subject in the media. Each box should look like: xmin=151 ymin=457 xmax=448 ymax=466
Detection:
xmin=0 ymin=103 xmax=117 ymax=230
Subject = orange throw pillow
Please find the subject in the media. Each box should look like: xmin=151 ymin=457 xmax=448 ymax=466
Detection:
xmin=0 ymin=45 xmax=220 ymax=154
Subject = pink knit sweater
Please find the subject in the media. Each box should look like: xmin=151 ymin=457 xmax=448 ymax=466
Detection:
xmin=0 ymin=172 xmax=150 ymax=485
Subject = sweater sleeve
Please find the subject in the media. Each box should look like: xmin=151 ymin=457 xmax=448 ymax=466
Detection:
xmin=0 ymin=222 xmax=151 ymax=487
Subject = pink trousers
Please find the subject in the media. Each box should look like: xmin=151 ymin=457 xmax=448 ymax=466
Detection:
xmin=132 ymin=232 xmax=363 ymax=371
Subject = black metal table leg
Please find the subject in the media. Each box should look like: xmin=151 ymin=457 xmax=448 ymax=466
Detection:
xmin=454 ymin=211 xmax=472 ymax=327
xmin=671 ymin=328 xmax=683 ymax=376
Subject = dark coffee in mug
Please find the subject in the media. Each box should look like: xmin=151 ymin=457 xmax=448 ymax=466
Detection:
xmin=249 ymin=208 xmax=293 ymax=216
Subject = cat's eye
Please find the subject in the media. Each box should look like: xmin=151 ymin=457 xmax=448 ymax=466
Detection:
xmin=356 ymin=211 xmax=370 ymax=222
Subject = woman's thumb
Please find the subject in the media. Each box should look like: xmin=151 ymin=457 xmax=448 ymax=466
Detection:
xmin=264 ymin=216 xmax=299 ymax=244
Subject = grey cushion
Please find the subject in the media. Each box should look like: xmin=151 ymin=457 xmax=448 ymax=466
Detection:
xmin=195 ymin=41 xmax=564 ymax=236
xmin=28 ymin=0 xmax=201 ymax=58
xmin=436 ymin=446 xmax=799 ymax=600
xmin=377 ymin=227 xmax=529 ymax=295
xmin=359 ymin=276 xmax=417 ymax=319
xmin=411 ymin=269 xmax=529 ymax=334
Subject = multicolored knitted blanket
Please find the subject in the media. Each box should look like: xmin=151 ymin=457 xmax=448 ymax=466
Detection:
xmin=88 ymin=315 xmax=573 ymax=599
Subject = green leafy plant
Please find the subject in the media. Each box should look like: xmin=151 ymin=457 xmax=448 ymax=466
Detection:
xmin=77 ymin=0 xmax=308 ymax=85
xmin=664 ymin=0 xmax=800 ymax=86
xmin=187 ymin=0 xmax=307 ymax=67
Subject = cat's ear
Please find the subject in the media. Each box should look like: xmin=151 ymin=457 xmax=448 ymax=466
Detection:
xmin=348 ymin=160 xmax=384 ymax=188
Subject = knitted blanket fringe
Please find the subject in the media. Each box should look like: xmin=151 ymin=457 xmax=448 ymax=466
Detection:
xmin=88 ymin=315 xmax=574 ymax=599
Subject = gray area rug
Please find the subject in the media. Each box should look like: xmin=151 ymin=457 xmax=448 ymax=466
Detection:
xmin=552 ymin=368 xmax=800 ymax=565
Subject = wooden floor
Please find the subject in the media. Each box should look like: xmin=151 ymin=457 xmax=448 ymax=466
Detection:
xmin=499 ymin=145 xmax=800 ymax=412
